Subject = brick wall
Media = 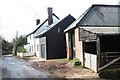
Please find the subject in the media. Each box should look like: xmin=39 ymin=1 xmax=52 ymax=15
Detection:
xmin=75 ymin=27 xmax=84 ymax=65
xmin=65 ymin=32 xmax=70 ymax=59
xmin=65 ymin=28 xmax=84 ymax=65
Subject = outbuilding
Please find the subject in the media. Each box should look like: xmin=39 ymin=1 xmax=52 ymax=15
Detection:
xmin=64 ymin=4 xmax=120 ymax=72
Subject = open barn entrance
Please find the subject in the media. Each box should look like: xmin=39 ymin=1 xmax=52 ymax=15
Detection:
xmin=80 ymin=28 xmax=120 ymax=72
xmin=100 ymin=35 xmax=120 ymax=67
xmin=84 ymin=41 xmax=97 ymax=55
xmin=83 ymin=35 xmax=120 ymax=71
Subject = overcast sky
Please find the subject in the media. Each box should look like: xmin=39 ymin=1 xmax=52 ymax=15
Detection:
xmin=0 ymin=0 xmax=119 ymax=41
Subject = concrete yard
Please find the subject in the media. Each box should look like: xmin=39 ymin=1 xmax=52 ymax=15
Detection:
xmin=0 ymin=55 xmax=47 ymax=79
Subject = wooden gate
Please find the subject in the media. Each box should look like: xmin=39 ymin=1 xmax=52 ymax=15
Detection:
xmin=101 ymin=52 xmax=120 ymax=68
xmin=84 ymin=53 xmax=97 ymax=72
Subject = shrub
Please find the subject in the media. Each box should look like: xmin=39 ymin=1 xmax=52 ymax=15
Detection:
xmin=4 ymin=52 xmax=12 ymax=55
xmin=69 ymin=58 xmax=82 ymax=67
xmin=2 ymin=50 xmax=12 ymax=55
xmin=17 ymin=47 xmax=26 ymax=53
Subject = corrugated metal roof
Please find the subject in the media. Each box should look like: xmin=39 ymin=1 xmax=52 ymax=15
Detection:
xmin=79 ymin=5 xmax=120 ymax=26
xmin=64 ymin=4 xmax=120 ymax=33
xmin=81 ymin=27 xmax=120 ymax=34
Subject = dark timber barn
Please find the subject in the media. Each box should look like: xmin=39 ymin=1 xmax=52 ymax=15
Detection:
xmin=35 ymin=14 xmax=75 ymax=59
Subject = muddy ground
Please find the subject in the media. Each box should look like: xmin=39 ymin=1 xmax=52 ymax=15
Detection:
xmin=24 ymin=57 xmax=101 ymax=79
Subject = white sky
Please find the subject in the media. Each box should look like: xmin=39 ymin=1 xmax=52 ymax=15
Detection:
xmin=0 ymin=0 xmax=119 ymax=41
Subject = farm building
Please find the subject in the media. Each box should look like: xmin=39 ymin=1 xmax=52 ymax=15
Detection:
xmin=35 ymin=14 xmax=75 ymax=59
xmin=64 ymin=4 xmax=120 ymax=72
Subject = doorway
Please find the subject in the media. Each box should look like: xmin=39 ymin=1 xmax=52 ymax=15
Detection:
xmin=68 ymin=30 xmax=76 ymax=59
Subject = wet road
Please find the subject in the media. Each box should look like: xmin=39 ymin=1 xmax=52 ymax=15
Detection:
xmin=0 ymin=55 xmax=47 ymax=78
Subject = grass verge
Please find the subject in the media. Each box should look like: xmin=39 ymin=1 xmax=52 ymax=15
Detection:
xmin=48 ymin=58 xmax=68 ymax=61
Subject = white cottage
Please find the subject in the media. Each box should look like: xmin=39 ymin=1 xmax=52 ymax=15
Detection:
xmin=25 ymin=7 xmax=59 ymax=56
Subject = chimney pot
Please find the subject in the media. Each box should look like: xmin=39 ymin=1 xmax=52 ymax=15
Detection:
xmin=36 ymin=19 xmax=40 ymax=25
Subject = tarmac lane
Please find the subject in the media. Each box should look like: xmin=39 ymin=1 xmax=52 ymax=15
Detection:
xmin=0 ymin=55 xmax=48 ymax=79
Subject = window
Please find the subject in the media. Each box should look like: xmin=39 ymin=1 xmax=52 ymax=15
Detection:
xmin=29 ymin=45 xmax=31 ymax=52
xmin=37 ymin=45 xmax=39 ymax=51
xmin=58 ymin=27 xmax=61 ymax=33
xmin=31 ymin=45 xmax=33 ymax=51
xmin=30 ymin=35 xmax=31 ymax=40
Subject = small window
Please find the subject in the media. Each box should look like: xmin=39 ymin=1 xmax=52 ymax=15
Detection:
xmin=58 ymin=27 xmax=61 ymax=33
xmin=37 ymin=45 xmax=39 ymax=51
xmin=31 ymin=46 xmax=33 ymax=51
xmin=30 ymin=35 xmax=31 ymax=40
xmin=29 ymin=45 xmax=31 ymax=52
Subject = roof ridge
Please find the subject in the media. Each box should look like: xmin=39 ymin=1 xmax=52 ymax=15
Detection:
xmin=52 ymin=13 xmax=60 ymax=20
xmin=92 ymin=4 xmax=120 ymax=7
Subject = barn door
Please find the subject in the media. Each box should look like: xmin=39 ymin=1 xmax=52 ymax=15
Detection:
xmin=71 ymin=31 xmax=75 ymax=59
xmin=84 ymin=53 xmax=97 ymax=72
xmin=84 ymin=53 xmax=91 ymax=68
xmin=41 ymin=44 xmax=45 ymax=58
xmin=40 ymin=37 xmax=47 ymax=59
xmin=83 ymin=42 xmax=97 ymax=72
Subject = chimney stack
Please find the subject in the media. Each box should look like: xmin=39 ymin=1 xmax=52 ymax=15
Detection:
xmin=48 ymin=7 xmax=53 ymax=25
xmin=36 ymin=19 xmax=40 ymax=25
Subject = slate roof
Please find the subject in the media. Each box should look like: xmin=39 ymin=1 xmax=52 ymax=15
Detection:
xmin=35 ymin=14 xmax=76 ymax=37
xmin=27 ymin=13 xmax=59 ymax=36
xmin=64 ymin=4 xmax=120 ymax=32
xmin=34 ymin=20 xmax=60 ymax=37
xmin=64 ymin=7 xmax=90 ymax=32
xmin=78 ymin=4 xmax=120 ymax=27
xmin=80 ymin=27 xmax=120 ymax=35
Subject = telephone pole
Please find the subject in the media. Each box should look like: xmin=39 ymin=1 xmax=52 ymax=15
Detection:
xmin=13 ymin=31 xmax=18 ymax=55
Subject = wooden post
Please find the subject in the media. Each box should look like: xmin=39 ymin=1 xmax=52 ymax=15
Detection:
xmin=82 ymin=41 xmax=85 ymax=66
xmin=96 ymin=36 xmax=101 ymax=71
